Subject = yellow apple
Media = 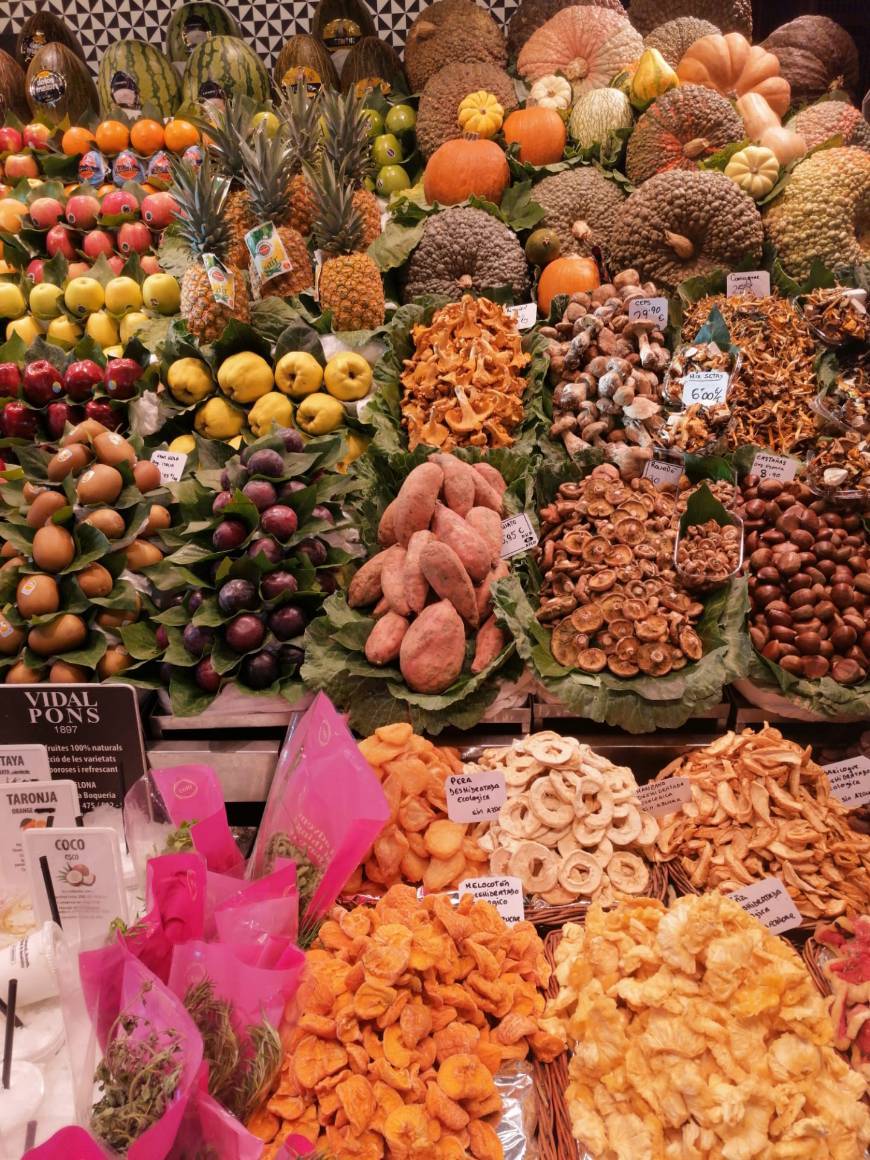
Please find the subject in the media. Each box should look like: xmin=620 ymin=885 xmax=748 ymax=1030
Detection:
xmin=0 ymin=282 xmax=26 ymax=319
xmin=6 ymin=315 xmax=41 ymax=344
xmin=324 ymin=351 xmax=373 ymax=401
xmin=85 ymin=310 xmax=120 ymax=348
xmin=275 ymin=350 xmax=324 ymax=398
xmin=29 ymin=282 xmax=64 ymax=320
xmin=46 ymin=315 xmax=82 ymax=349
xmin=104 ymin=276 xmax=142 ymax=316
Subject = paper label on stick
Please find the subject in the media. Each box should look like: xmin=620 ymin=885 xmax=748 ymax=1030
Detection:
xmin=458 ymin=876 xmax=525 ymax=924
xmin=643 ymin=458 xmax=682 ymax=489
xmin=0 ymin=779 xmax=79 ymax=885
xmin=501 ymin=513 xmax=538 ymax=559
xmin=752 ymin=452 xmax=797 ymax=483
xmin=202 ymin=253 xmax=235 ymax=308
xmin=728 ymin=877 xmax=802 ymax=932
xmin=505 ymin=303 xmax=538 ymax=330
xmin=727 ymin=270 xmax=770 ymax=298
xmin=681 ymin=371 xmax=730 ymax=406
xmin=0 ymin=744 xmax=50 ymax=782
xmin=628 ymin=296 xmax=668 ymax=327
xmin=446 ymin=771 xmax=506 ymax=822
xmin=635 ymin=777 xmax=692 ymax=817
xmin=23 ymin=826 xmax=126 ymax=943
xmin=245 ymin=221 xmax=294 ymax=285
xmin=150 ymin=450 xmax=187 ymax=483
xmin=823 ymin=756 xmax=870 ymax=807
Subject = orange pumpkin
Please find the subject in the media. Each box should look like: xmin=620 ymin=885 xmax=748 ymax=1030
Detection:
xmin=537 ymin=256 xmax=600 ymax=314
xmin=502 ymin=107 xmax=567 ymax=166
xmin=677 ymin=33 xmax=790 ymax=117
xmin=423 ymin=138 xmax=510 ymax=206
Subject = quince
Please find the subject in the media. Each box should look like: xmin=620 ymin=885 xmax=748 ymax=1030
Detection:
xmin=167 ymin=358 xmax=214 ymax=406
xmin=324 ymin=351 xmax=372 ymax=401
xmin=296 ymin=392 xmax=345 ymax=435
xmin=194 ymin=396 xmax=245 ymax=440
xmin=217 ymin=351 xmax=274 ymax=403
xmin=169 ymin=434 xmax=196 ymax=454
xmin=275 ymin=350 xmax=324 ymax=398
xmin=248 ymin=391 xmax=295 ymax=437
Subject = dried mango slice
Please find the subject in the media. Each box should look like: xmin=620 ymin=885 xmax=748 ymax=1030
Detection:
xmin=437 ymin=1053 xmax=496 ymax=1102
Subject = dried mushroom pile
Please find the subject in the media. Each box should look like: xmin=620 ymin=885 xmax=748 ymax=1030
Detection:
xmin=803 ymin=287 xmax=868 ymax=345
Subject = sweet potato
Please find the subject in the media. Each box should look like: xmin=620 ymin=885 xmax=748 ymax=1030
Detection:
xmin=475 ymin=559 xmax=510 ymax=622
xmin=470 ymin=470 xmax=504 ymax=514
xmin=392 ymin=463 xmax=443 ymax=546
xmin=420 ymin=541 xmax=478 ymax=627
xmin=404 ymin=530 xmax=434 ymax=614
xmin=471 ymin=616 xmax=507 ymax=674
xmin=400 ymin=601 xmax=466 ymax=693
xmin=431 ymin=504 xmax=490 ymax=583
xmin=465 ymin=506 xmax=502 ymax=563
xmin=472 ymin=462 xmax=507 ymax=497
xmin=378 ymin=499 xmax=398 ymax=546
xmin=428 ymin=453 xmax=476 ymax=517
xmin=380 ymin=544 xmax=411 ymax=616
xmin=348 ymin=551 xmax=388 ymax=607
xmin=372 ymin=596 xmax=390 ymax=618
xmin=365 ymin=611 xmax=409 ymax=665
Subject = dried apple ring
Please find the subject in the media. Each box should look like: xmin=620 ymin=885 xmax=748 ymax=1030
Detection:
xmin=557 ymin=833 xmax=580 ymax=857
xmin=539 ymin=883 xmax=575 ymax=906
xmin=504 ymin=754 xmax=545 ymax=787
xmin=499 ymin=798 xmax=540 ymax=839
xmin=509 ymin=841 xmax=559 ymax=893
xmin=530 ymin=778 xmax=574 ymax=828
xmin=576 ymin=781 xmax=613 ymax=830
xmin=607 ymin=851 xmax=649 ymax=894
xmin=526 ymin=733 xmax=580 ymax=767
xmin=590 ymin=836 xmax=613 ymax=866
xmin=489 ymin=847 xmax=513 ymax=876
xmin=558 ymin=851 xmax=603 ymax=896
xmin=548 ymin=767 xmax=582 ymax=804
xmin=637 ymin=813 xmax=659 ymax=847
xmin=573 ymin=817 xmax=605 ymax=847
xmin=608 ymin=804 xmax=643 ymax=846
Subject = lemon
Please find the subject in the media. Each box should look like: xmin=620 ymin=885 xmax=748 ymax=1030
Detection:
xmin=119 ymin=311 xmax=149 ymax=344
xmin=167 ymin=357 xmax=215 ymax=406
xmin=194 ymin=396 xmax=246 ymax=440
xmin=85 ymin=310 xmax=119 ymax=348
xmin=295 ymin=392 xmax=345 ymax=435
xmin=46 ymin=315 xmax=82 ymax=349
xmin=6 ymin=315 xmax=41 ymax=344
xmin=104 ymin=276 xmax=142 ymax=316
xmin=141 ymin=273 xmax=180 ymax=315
xmin=248 ymin=391 xmax=295 ymax=437
xmin=0 ymin=282 xmax=26 ymax=319
xmin=64 ymin=277 xmax=105 ymax=318
xmin=169 ymin=434 xmax=196 ymax=454
xmin=29 ymin=282 xmax=64 ymax=320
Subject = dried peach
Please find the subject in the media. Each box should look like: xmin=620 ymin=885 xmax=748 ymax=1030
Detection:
xmin=383 ymin=1105 xmax=431 ymax=1152
xmin=298 ymin=1012 xmax=338 ymax=1039
xmin=354 ymin=979 xmax=397 ymax=1020
xmin=400 ymin=1001 xmax=433 ymax=1048
xmin=437 ymin=1053 xmax=495 ymax=1102
xmin=363 ymin=941 xmax=411 ymax=984
xmin=468 ymin=1119 xmax=504 ymax=1160
xmin=422 ymin=850 xmax=466 ymax=892
xmin=383 ymin=1023 xmax=413 ymax=1068
xmin=325 ymin=1125 xmax=384 ymax=1159
xmin=426 ymin=1081 xmax=470 ymax=1131
xmin=370 ymin=1057 xmax=413 ymax=1092
xmin=424 ymin=819 xmax=465 ymax=859
xmin=336 ymin=1074 xmax=376 ymax=1133
xmin=294 ymin=1035 xmax=348 ymax=1089
xmin=376 ymin=989 xmax=411 ymax=1031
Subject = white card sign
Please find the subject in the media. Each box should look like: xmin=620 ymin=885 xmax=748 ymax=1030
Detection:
xmin=458 ymin=876 xmax=525 ymax=925
xmin=823 ymin=756 xmax=870 ymax=808
xmin=643 ymin=458 xmax=682 ymax=489
xmin=0 ymin=744 xmax=50 ymax=782
xmin=728 ymin=877 xmax=802 ymax=933
xmin=751 ymin=452 xmax=797 ymax=483
xmin=0 ymin=779 xmax=80 ymax=885
xmin=681 ymin=371 xmax=730 ymax=406
xmin=150 ymin=450 xmax=187 ymax=484
xmin=24 ymin=826 xmax=126 ymax=945
xmin=628 ymin=297 xmax=668 ymax=327
xmin=505 ymin=303 xmax=538 ymax=330
xmin=446 ymin=771 xmax=506 ymax=822
xmin=501 ymin=513 xmax=538 ymax=559
xmin=635 ymin=777 xmax=692 ymax=818
xmin=727 ymin=270 xmax=771 ymax=298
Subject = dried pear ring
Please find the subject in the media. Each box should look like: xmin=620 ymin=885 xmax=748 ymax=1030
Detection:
xmin=539 ymin=822 xmax=573 ymax=848
xmin=499 ymin=798 xmax=540 ymax=839
xmin=505 ymin=754 xmax=545 ymax=788
xmin=510 ymin=841 xmax=559 ymax=893
xmin=608 ymin=803 xmax=643 ymax=846
xmin=607 ymin=766 xmax=638 ymax=802
xmin=576 ymin=780 xmax=614 ymax=830
xmin=526 ymin=733 xmax=580 ymax=767
xmin=573 ymin=769 xmax=603 ymax=816
xmin=490 ymin=847 xmax=514 ymax=876
xmin=530 ymin=778 xmax=575 ymax=828
xmin=607 ymin=852 xmax=649 ymax=894
xmin=637 ymin=813 xmax=659 ymax=847
xmin=540 ymin=883 xmax=576 ymax=906
xmin=558 ymin=851 xmax=603 ymax=896
xmin=548 ymin=767 xmax=582 ymax=805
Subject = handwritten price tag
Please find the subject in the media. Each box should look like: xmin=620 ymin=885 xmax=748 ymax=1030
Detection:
xmin=823 ymin=756 xmax=870 ymax=807
xmin=643 ymin=458 xmax=682 ymax=489
xmin=150 ymin=450 xmax=187 ymax=483
xmin=505 ymin=303 xmax=537 ymax=330
xmin=751 ymin=452 xmax=797 ymax=482
xmin=727 ymin=270 xmax=771 ymax=298
xmin=458 ymin=876 xmax=525 ymax=924
xmin=446 ymin=771 xmax=506 ymax=822
xmin=628 ymin=296 xmax=668 ymax=327
xmin=635 ymin=777 xmax=692 ymax=817
xmin=728 ymin=877 xmax=802 ymax=933
xmin=681 ymin=371 xmax=730 ymax=406
xmin=501 ymin=513 xmax=538 ymax=559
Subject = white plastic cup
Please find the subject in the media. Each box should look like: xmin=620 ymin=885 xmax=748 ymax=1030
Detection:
xmin=0 ymin=1059 xmax=44 ymax=1153
xmin=0 ymin=923 xmax=62 ymax=1007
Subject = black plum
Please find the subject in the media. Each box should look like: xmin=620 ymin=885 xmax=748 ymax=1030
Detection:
xmin=225 ymin=613 xmax=266 ymax=653
xmin=269 ymin=604 xmax=307 ymax=640
xmin=311 ymin=504 xmax=334 ymax=525
xmin=276 ymin=427 xmax=304 ymax=452
xmin=278 ymin=480 xmax=305 ymax=501
xmin=212 ymin=490 xmax=232 ymax=514
xmin=241 ymin=650 xmax=279 ymax=689
xmin=278 ymin=645 xmax=304 ymax=675
xmin=247 ymin=536 xmax=282 ymax=566
xmin=217 ymin=578 xmax=257 ymax=615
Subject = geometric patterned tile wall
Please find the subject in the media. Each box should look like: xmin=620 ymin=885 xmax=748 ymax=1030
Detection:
xmin=1 ymin=0 xmax=522 ymax=74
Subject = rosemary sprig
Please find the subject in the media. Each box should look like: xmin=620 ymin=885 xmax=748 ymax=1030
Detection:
xmin=164 ymin=819 xmax=197 ymax=853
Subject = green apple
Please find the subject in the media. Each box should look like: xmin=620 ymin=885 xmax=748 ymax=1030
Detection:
xmin=371 ymin=133 xmax=403 ymax=167
xmin=361 ymin=108 xmax=384 ymax=139
xmin=385 ymin=104 xmax=416 ymax=135
xmin=376 ymin=165 xmax=411 ymax=197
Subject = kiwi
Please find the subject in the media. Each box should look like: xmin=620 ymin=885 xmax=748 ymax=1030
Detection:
xmin=63 ymin=419 xmax=107 ymax=446
xmin=27 ymin=490 xmax=68 ymax=528
xmin=0 ymin=613 xmax=25 ymax=656
xmin=28 ymin=613 xmax=87 ymax=656
xmin=141 ymin=505 xmax=171 ymax=537
xmin=76 ymin=563 xmax=113 ymax=598
xmin=32 ymin=525 xmax=75 ymax=573
xmin=97 ymin=595 xmax=140 ymax=629
xmin=48 ymin=443 xmax=92 ymax=481
xmin=16 ymin=574 xmax=60 ymax=618
xmin=5 ymin=660 xmax=45 ymax=683
xmin=97 ymin=646 xmax=133 ymax=678
xmin=133 ymin=460 xmax=162 ymax=492
xmin=49 ymin=661 xmax=89 ymax=683
xmin=76 ymin=464 xmax=123 ymax=505
xmin=125 ymin=539 xmax=163 ymax=570
xmin=82 ymin=508 xmax=125 ymax=539
xmin=93 ymin=432 xmax=136 ymax=468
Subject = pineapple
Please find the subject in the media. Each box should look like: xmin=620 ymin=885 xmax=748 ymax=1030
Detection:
xmin=308 ymin=157 xmax=385 ymax=332
xmin=239 ymin=128 xmax=314 ymax=300
xmin=320 ymin=89 xmax=382 ymax=248
xmin=190 ymin=93 xmax=258 ymax=269
xmin=171 ymin=156 xmax=251 ymax=344
xmin=278 ymin=85 xmax=322 ymax=237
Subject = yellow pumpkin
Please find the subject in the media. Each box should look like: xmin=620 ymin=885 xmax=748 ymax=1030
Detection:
xmin=457 ymin=91 xmax=504 ymax=139
xmin=724 ymin=145 xmax=780 ymax=199
xmin=677 ymin=33 xmax=791 ymax=118
xmin=629 ymin=47 xmax=679 ymax=108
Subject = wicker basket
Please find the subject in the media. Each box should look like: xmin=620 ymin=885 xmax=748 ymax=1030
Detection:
xmin=526 ymin=862 xmax=669 ymax=933
xmin=537 ymin=930 xmax=583 ymax=1160
xmin=803 ymin=936 xmax=833 ymax=998
xmin=666 ymin=860 xmax=817 ymax=937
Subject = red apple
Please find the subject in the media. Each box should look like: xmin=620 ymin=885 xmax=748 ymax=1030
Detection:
xmin=140 ymin=192 xmax=177 ymax=231
xmin=27 ymin=258 xmax=44 ymax=283
xmin=45 ymin=400 xmax=83 ymax=440
xmin=65 ymin=194 xmax=101 ymax=230
xmin=0 ymin=363 xmax=21 ymax=396
xmin=4 ymin=153 xmax=38 ymax=181
xmin=1 ymin=401 xmax=38 ymax=439
xmin=23 ymin=360 xmax=64 ymax=407
xmin=85 ymin=399 xmax=123 ymax=430
xmin=139 ymin=255 xmax=161 ymax=275
xmin=0 ymin=128 xmax=23 ymax=153
xmin=45 ymin=224 xmax=78 ymax=259
xmin=106 ymin=256 xmax=124 ymax=275
xmin=82 ymin=229 xmax=115 ymax=259
xmin=117 ymin=221 xmax=152 ymax=255
xmin=23 ymin=124 xmax=52 ymax=151
xmin=100 ymin=189 xmax=138 ymax=220
xmin=64 ymin=359 xmax=103 ymax=402
xmin=103 ymin=357 xmax=140 ymax=400
xmin=28 ymin=196 xmax=64 ymax=230
xmin=66 ymin=261 xmax=90 ymax=280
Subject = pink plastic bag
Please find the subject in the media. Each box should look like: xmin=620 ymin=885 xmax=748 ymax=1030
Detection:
xmin=166 ymin=1083 xmax=264 ymax=1160
xmin=272 ymin=1139 xmax=318 ymax=1159
xmin=148 ymin=764 xmax=244 ymax=877
xmin=23 ymin=1126 xmax=110 ymax=1158
xmin=213 ymin=864 xmax=299 ymax=965
xmin=119 ymin=854 xmax=206 ymax=983
xmin=78 ymin=945 xmax=203 ymax=1160
xmin=248 ymin=693 xmax=389 ymax=929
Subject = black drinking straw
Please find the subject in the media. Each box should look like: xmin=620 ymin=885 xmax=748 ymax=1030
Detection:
xmin=0 ymin=995 xmax=23 ymax=1030
xmin=2 ymin=978 xmax=16 ymax=1090
xmin=39 ymin=855 xmax=62 ymax=928
xmin=25 ymin=1120 xmax=37 ymax=1150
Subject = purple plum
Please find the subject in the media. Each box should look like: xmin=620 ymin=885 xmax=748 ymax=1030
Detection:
xmin=242 ymin=479 xmax=277 ymax=511
xmin=260 ymin=570 xmax=298 ymax=601
xmin=217 ymin=578 xmax=257 ymax=615
xmin=183 ymin=623 xmax=215 ymax=657
xmin=246 ymin=449 xmax=284 ymax=478
xmin=212 ymin=519 xmax=248 ymax=551
xmin=241 ymin=650 xmax=279 ymax=689
xmin=269 ymin=604 xmax=307 ymax=641
xmin=261 ymin=504 xmax=298 ymax=540
xmin=225 ymin=613 xmax=266 ymax=653
xmin=195 ymin=657 xmax=221 ymax=693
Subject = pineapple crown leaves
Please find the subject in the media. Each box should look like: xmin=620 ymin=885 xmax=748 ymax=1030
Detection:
xmin=169 ymin=155 xmax=233 ymax=260
xmin=319 ymin=89 xmax=374 ymax=186
xmin=238 ymin=126 xmax=298 ymax=224
xmin=188 ymin=92 xmax=260 ymax=182
xmin=277 ymin=86 xmax=323 ymax=173
xmin=304 ymin=155 xmax=365 ymax=258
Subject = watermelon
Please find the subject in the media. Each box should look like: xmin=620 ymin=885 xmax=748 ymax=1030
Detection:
xmin=98 ymin=40 xmax=180 ymax=119
xmin=181 ymin=36 xmax=270 ymax=107
xmin=166 ymin=2 xmax=242 ymax=64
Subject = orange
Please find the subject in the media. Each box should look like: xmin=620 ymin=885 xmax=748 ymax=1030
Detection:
xmin=164 ymin=119 xmax=199 ymax=154
xmin=61 ymin=126 xmax=96 ymax=156
xmin=130 ymin=118 xmax=164 ymax=156
xmin=95 ymin=120 xmax=130 ymax=156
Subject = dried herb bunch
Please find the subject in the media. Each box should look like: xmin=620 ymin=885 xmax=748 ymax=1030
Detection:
xmin=184 ymin=977 xmax=282 ymax=1122
xmin=90 ymin=985 xmax=184 ymax=1153
xmin=163 ymin=819 xmax=196 ymax=853
xmin=264 ymin=833 xmax=324 ymax=905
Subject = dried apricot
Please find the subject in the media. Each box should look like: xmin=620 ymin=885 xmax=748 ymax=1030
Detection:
xmin=468 ymin=1119 xmax=504 ymax=1160
xmin=294 ymin=1035 xmax=348 ymax=1089
xmin=436 ymin=1053 xmax=495 ymax=1102
xmin=426 ymin=1081 xmax=470 ymax=1131
xmin=383 ymin=1023 xmax=413 ymax=1068
xmin=383 ymin=1105 xmax=431 ymax=1152
xmin=336 ymin=1074 xmax=376 ymax=1133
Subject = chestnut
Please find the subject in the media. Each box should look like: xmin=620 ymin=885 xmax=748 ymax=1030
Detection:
xmin=795 ymin=631 xmax=821 ymax=655
xmin=802 ymin=656 xmax=830 ymax=679
xmin=831 ymin=583 xmax=855 ymax=609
